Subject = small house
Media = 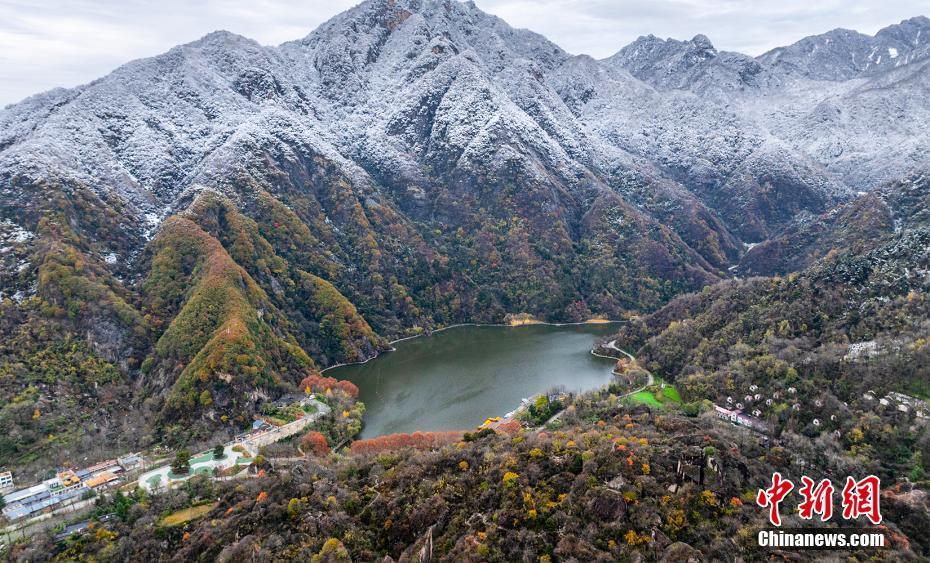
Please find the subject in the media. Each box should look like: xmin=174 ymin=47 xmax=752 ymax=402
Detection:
xmin=57 ymin=470 xmax=81 ymax=489
xmin=118 ymin=453 xmax=143 ymax=471
xmin=0 ymin=470 xmax=13 ymax=492
xmin=84 ymin=472 xmax=119 ymax=490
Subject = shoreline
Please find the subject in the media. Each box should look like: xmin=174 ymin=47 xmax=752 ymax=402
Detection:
xmin=320 ymin=319 xmax=625 ymax=373
xmin=326 ymin=322 xmax=629 ymax=439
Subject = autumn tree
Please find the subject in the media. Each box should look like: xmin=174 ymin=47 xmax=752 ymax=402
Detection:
xmin=301 ymin=431 xmax=330 ymax=456
xmin=349 ymin=431 xmax=463 ymax=454
xmin=299 ymin=373 xmax=359 ymax=398
xmin=312 ymin=538 xmax=350 ymax=563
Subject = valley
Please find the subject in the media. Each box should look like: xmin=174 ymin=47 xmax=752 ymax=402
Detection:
xmin=0 ymin=0 xmax=929 ymax=560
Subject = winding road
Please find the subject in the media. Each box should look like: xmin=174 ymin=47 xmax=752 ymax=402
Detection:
xmin=594 ymin=340 xmax=655 ymax=397
xmin=538 ymin=340 xmax=656 ymax=429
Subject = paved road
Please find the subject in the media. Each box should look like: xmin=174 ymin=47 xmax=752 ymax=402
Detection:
xmin=138 ymin=443 xmax=251 ymax=492
xmin=243 ymin=398 xmax=330 ymax=453
xmin=138 ymin=398 xmax=330 ymax=491
xmin=540 ymin=407 xmax=566 ymax=427
xmin=596 ymin=340 xmax=654 ymax=397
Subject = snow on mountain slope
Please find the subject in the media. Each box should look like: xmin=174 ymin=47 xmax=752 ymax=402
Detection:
xmin=2 ymin=0 xmax=930 ymax=466
xmin=1 ymin=1 xmax=928 ymax=257
xmin=759 ymin=16 xmax=930 ymax=80
xmin=596 ymin=15 xmax=930 ymax=229
xmin=604 ymin=34 xmax=780 ymax=95
xmin=558 ymin=54 xmax=847 ymax=240
xmin=746 ymin=53 xmax=930 ymax=191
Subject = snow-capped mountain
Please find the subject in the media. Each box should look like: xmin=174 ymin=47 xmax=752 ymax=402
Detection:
xmin=603 ymin=33 xmax=779 ymax=93
xmin=759 ymin=16 xmax=930 ymax=80
xmin=3 ymin=1 xmax=927 ymax=255
xmin=1 ymin=2 xmax=926 ymax=239
xmin=1 ymin=0 xmax=929 ymax=462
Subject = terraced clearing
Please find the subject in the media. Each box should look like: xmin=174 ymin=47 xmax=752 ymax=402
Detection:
xmin=159 ymin=503 xmax=218 ymax=527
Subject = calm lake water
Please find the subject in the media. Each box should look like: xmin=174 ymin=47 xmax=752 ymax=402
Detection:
xmin=328 ymin=323 xmax=619 ymax=438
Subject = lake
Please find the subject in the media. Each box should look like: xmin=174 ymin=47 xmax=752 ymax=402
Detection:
xmin=328 ymin=323 xmax=619 ymax=438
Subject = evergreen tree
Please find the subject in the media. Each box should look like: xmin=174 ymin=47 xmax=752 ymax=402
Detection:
xmin=171 ymin=450 xmax=191 ymax=475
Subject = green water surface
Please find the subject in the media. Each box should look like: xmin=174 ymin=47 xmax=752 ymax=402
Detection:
xmin=329 ymin=323 xmax=619 ymax=438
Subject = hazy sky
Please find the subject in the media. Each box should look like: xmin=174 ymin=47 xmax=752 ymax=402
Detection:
xmin=0 ymin=0 xmax=925 ymax=106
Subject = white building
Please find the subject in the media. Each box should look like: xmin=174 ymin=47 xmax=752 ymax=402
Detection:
xmin=0 ymin=470 xmax=13 ymax=492
xmin=714 ymin=404 xmax=771 ymax=434
xmin=118 ymin=453 xmax=144 ymax=471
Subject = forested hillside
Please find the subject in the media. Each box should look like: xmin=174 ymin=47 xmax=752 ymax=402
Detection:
xmin=615 ymin=173 xmax=930 ymax=486
xmin=12 ymin=390 xmax=929 ymax=561
xmin=1 ymin=0 xmax=929 ymax=487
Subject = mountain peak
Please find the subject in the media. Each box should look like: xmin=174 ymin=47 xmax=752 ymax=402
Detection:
xmin=186 ymin=30 xmax=256 ymax=49
xmin=759 ymin=15 xmax=930 ymax=79
xmin=281 ymin=0 xmax=567 ymax=105
xmin=875 ymin=14 xmax=930 ymax=45
xmin=690 ymin=33 xmax=715 ymax=51
xmin=616 ymin=33 xmax=715 ymax=54
xmin=603 ymin=32 xmax=755 ymax=91
xmin=891 ymin=14 xmax=930 ymax=28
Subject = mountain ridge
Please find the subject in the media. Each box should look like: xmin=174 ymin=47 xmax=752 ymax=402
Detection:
xmin=1 ymin=0 xmax=929 ymax=472
xmin=759 ymin=15 xmax=930 ymax=80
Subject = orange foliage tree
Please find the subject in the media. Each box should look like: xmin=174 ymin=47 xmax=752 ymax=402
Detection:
xmin=299 ymin=373 xmax=359 ymax=398
xmin=349 ymin=431 xmax=463 ymax=455
xmin=300 ymin=431 xmax=330 ymax=456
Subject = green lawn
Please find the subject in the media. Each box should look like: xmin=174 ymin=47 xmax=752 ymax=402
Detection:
xmin=629 ymin=390 xmax=663 ymax=407
xmin=190 ymin=451 xmax=214 ymax=464
xmin=627 ymin=382 xmax=681 ymax=408
xmin=662 ymin=385 xmax=682 ymax=403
